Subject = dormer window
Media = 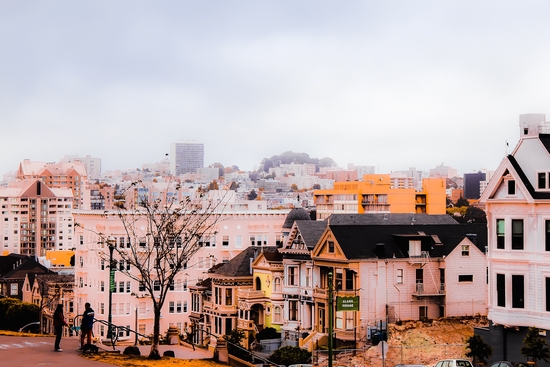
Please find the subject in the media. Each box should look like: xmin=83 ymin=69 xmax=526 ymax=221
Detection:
xmin=507 ymin=180 xmax=516 ymax=196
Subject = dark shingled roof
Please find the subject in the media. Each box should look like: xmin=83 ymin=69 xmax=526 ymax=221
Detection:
xmin=283 ymin=208 xmax=311 ymax=229
xmin=295 ymin=220 xmax=327 ymax=249
xmin=328 ymin=222 xmax=487 ymax=260
xmin=209 ymin=246 xmax=280 ymax=277
xmin=327 ymin=213 xmax=459 ymax=225
xmin=539 ymin=134 xmax=550 ymax=155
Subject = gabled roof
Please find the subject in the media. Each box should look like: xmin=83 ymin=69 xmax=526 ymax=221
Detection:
xmin=0 ymin=254 xmax=53 ymax=279
xmin=294 ymin=220 xmax=327 ymax=249
xmin=209 ymin=246 xmax=279 ymax=278
xmin=508 ymin=154 xmax=550 ymax=199
xmin=322 ymin=223 xmax=487 ymax=260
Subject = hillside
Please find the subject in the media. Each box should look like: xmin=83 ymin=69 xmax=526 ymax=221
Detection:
xmin=328 ymin=316 xmax=488 ymax=367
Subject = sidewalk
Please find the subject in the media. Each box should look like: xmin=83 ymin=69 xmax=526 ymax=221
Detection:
xmin=0 ymin=335 xmax=213 ymax=367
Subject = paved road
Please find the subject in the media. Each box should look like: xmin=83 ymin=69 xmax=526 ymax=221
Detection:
xmin=0 ymin=335 xmax=213 ymax=367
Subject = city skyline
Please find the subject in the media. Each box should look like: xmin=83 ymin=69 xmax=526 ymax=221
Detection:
xmin=2 ymin=2 xmax=549 ymax=177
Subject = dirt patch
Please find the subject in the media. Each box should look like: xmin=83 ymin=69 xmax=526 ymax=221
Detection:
xmin=331 ymin=316 xmax=488 ymax=367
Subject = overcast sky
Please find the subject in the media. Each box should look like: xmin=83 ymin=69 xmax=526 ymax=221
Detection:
xmin=1 ymin=1 xmax=550 ymax=177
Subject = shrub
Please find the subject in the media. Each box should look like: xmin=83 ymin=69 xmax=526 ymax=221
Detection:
xmin=269 ymin=345 xmax=311 ymax=366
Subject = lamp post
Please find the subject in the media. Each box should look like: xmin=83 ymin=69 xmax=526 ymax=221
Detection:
xmin=134 ymin=306 xmax=138 ymax=346
xmin=328 ymin=271 xmax=333 ymax=367
xmin=107 ymin=239 xmax=115 ymax=340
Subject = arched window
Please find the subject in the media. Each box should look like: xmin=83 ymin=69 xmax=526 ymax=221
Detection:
xmin=255 ymin=277 xmax=262 ymax=290
xmin=274 ymin=277 xmax=281 ymax=292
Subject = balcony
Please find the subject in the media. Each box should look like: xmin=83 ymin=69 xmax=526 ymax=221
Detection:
xmin=361 ymin=203 xmax=390 ymax=212
xmin=413 ymin=282 xmax=445 ymax=297
xmin=408 ymin=251 xmax=429 ymax=264
xmin=313 ymin=287 xmax=327 ymax=298
xmin=237 ymin=289 xmax=266 ymax=301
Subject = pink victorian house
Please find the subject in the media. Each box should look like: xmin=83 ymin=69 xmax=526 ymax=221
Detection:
xmin=478 ymin=114 xmax=550 ymax=365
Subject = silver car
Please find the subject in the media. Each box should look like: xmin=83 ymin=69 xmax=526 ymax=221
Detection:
xmin=434 ymin=360 xmax=473 ymax=367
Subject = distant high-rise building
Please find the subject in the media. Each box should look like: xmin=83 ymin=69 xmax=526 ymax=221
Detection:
xmin=170 ymin=141 xmax=204 ymax=175
xmin=463 ymin=171 xmax=486 ymax=199
xmin=59 ymin=155 xmax=101 ymax=179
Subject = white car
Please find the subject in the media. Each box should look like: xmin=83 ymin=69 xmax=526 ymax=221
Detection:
xmin=434 ymin=360 xmax=473 ymax=367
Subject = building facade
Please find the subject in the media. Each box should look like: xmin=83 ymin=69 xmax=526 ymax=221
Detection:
xmin=314 ymin=174 xmax=447 ymax=220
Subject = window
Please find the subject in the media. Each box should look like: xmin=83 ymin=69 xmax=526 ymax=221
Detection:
xmin=222 ymin=236 xmax=229 ymax=246
xmin=183 ymin=301 xmax=187 ymax=313
xmin=306 ymin=268 xmax=312 ymax=288
xmin=409 ymin=240 xmax=421 ymax=256
xmin=546 ymin=220 xmax=550 ymax=251
xmin=119 ymin=281 xmax=125 ymax=293
xmin=126 ymin=281 xmax=131 ymax=293
xmin=100 ymin=303 xmax=104 ymax=315
xmin=10 ymin=283 xmax=18 ymax=295
xmin=512 ymin=219 xmax=524 ymax=250
xmin=289 ymin=300 xmax=298 ymax=321
xmin=546 ymin=278 xmax=550 ymax=312
xmin=508 ymin=180 xmax=516 ymax=195
xmin=288 ymin=266 xmax=298 ymax=286
xmin=153 ymin=280 xmax=160 ymax=291
xmin=273 ymin=277 xmax=281 ymax=292
xmin=345 ymin=269 xmax=354 ymax=290
xmin=496 ymin=273 xmax=506 ymax=307
xmin=336 ymin=270 xmax=343 ymax=291
xmin=235 ymin=236 xmax=242 ymax=248
xmin=396 ymin=269 xmax=404 ymax=284
xmin=169 ymin=301 xmax=175 ymax=313
xmin=100 ymin=281 xmax=105 ymax=292
xmin=539 ymin=172 xmax=548 ymax=189
xmin=458 ymin=275 xmax=473 ymax=282
xmin=496 ymin=219 xmax=505 ymax=249
xmin=273 ymin=306 xmax=282 ymax=323
xmin=461 ymin=245 xmax=470 ymax=256
xmin=328 ymin=241 xmax=334 ymax=253
xmin=512 ymin=275 xmax=524 ymax=308
xmin=225 ymin=288 xmax=232 ymax=305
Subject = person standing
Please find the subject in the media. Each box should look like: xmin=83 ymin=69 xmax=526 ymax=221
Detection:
xmin=79 ymin=302 xmax=95 ymax=349
xmin=53 ymin=304 xmax=68 ymax=352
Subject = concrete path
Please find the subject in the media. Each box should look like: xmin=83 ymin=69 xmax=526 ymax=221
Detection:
xmin=0 ymin=335 xmax=213 ymax=367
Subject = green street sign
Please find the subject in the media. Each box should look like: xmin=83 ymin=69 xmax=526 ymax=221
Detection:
xmin=110 ymin=269 xmax=116 ymax=292
xmin=336 ymin=296 xmax=360 ymax=311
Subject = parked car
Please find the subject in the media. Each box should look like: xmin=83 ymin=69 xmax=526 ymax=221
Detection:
xmin=489 ymin=362 xmax=529 ymax=367
xmin=395 ymin=365 xmax=429 ymax=367
xmin=434 ymin=359 xmax=473 ymax=367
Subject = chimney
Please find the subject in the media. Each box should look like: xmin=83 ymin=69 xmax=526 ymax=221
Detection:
xmin=375 ymin=243 xmax=386 ymax=259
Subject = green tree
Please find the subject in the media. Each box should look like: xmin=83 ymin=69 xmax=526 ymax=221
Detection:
xmin=247 ymin=189 xmax=258 ymax=200
xmin=455 ymin=197 xmax=470 ymax=207
xmin=5 ymin=300 xmax=39 ymax=331
xmin=0 ymin=298 xmax=20 ymax=330
xmin=256 ymin=327 xmax=280 ymax=341
xmin=521 ymin=327 xmax=550 ymax=366
xmin=225 ymin=328 xmax=251 ymax=361
xmin=269 ymin=346 xmax=311 ymax=366
xmin=464 ymin=206 xmax=487 ymax=223
xmin=465 ymin=334 xmax=492 ymax=365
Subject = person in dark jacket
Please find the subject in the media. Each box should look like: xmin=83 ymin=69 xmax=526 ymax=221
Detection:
xmin=53 ymin=304 xmax=68 ymax=351
xmin=79 ymin=302 xmax=95 ymax=348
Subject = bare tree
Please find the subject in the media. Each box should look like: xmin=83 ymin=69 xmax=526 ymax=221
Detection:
xmin=83 ymin=182 xmax=226 ymax=359
xmin=32 ymin=273 xmax=72 ymax=334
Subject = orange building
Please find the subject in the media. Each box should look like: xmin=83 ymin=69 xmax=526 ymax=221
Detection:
xmin=314 ymin=174 xmax=446 ymax=220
